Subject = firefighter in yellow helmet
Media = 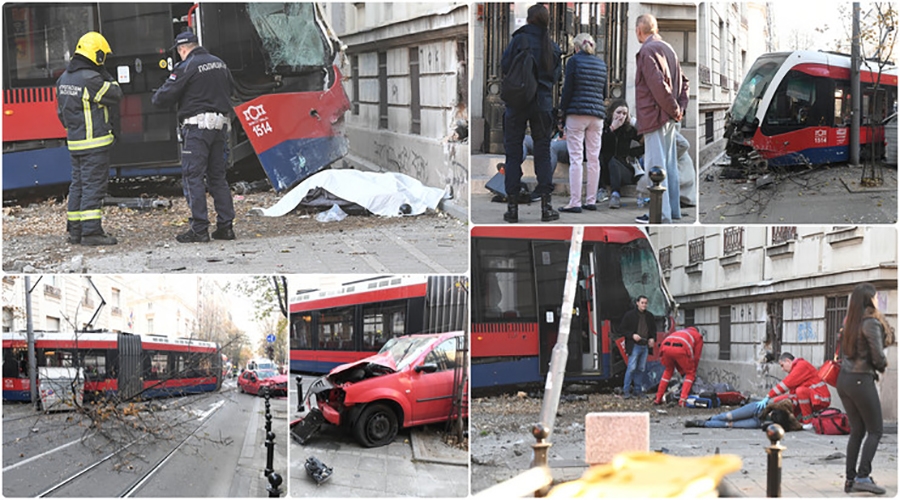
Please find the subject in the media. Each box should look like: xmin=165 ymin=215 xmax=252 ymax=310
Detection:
xmin=56 ymin=32 xmax=123 ymax=245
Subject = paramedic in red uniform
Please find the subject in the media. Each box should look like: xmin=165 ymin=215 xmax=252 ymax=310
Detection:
xmin=653 ymin=326 xmax=703 ymax=406
xmin=762 ymin=352 xmax=831 ymax=425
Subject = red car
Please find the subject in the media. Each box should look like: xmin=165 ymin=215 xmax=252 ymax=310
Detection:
xmin=238 ymin=368 xmax=288 ymax=396
xmin=301 ymin=331 xmax=467 ymax=447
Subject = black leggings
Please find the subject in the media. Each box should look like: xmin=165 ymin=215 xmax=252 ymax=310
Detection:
xmin=836 ymin=371 xmax=883 ymax=479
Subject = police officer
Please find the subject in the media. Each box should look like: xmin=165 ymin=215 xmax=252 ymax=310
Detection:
xmin=152 ymin=31 xmax=235 ymax=243
xmin=57 ymin=31 xmax=123 ymax=246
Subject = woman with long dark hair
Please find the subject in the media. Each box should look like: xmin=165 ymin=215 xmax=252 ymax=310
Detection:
xmin=837 ymin=283 xmax=891 ymax=495
xmin=499 ymin=4 xmax=562 ymax=223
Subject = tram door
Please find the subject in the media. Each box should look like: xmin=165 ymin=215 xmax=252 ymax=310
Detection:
xmin=117 ymin=333 xmax=142 ymax=401
xmin=98 ymin=4 xmax=181 ymax=169
xmin=534 ymin=241 xmax=584 ymax=376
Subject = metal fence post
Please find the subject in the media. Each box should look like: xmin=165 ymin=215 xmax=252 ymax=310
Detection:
xmin=765 ymin=424 xmax=785 ymax=497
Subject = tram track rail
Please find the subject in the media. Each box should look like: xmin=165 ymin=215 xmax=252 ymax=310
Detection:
xmin=32 ymin=400 xmax=225 ymax=498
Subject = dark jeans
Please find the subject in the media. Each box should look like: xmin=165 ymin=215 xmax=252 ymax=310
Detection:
xmin=837 ymin=371 xmax=883 ymax=479
xmin=607 ymin=156 xmax=633 ymax=193
xmin=503 ymin=104 xmax=554 ymax=197
xmin=181 ymin=126 xmax=235 ymax=233
xmin=68 ymin=148 xmax=111 ymax=236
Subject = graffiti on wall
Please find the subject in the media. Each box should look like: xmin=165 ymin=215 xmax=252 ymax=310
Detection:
xmin=446 ymin=159 xmax=468 ymax=199
xmin=702 ymin=366 xmax=743 ymax=391
xmin=797 ymin=321 xmax=817 ymax=342
xmin=373 ymin=141 xmax=428 ymax=181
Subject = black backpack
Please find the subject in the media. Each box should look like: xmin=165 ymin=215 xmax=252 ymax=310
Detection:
xmin=501 ymin=44 xmax=538 ymax=108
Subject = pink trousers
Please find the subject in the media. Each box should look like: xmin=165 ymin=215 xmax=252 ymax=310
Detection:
xmin=565 ymin=115 xmax=603 ymax=207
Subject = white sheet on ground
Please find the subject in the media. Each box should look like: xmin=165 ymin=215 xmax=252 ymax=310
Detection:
xmin=254 ymin=170 xmax=446 ymax=217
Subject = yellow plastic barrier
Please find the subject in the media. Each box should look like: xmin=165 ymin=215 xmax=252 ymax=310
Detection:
xmin=546 ymin=452 xmax=743 ymax=498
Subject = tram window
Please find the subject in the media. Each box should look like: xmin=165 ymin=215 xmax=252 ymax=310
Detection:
xmin=619 ymin=241 xmax=669 ymax=320
xmin=834 ymin=85 xmax=850 ymax=126
xmin=319 ymin=307 xmax=354 ymax=351
xmin=291 ymin=314 xmax=313 ymax=350
xmin=2 ymin=348 xmax=25 ymax=378
xmin=474 ymin=239 xmax=537 ymax=322
xmin=82 ymin=351 xmax=106 ymax=379
xmin=4 ymin=5 xmax=96 ymax=86
xmin=424 ymin=338 xmax=458 ymax=372
xmin=42 ymin=349 xmax=75 ymax=367
xmin=149 ymin=352 xmax=167 ymax=380
xmin=247 ymin=3 xmax=329 ymax=70
xmin=173 ymin=354 xmax=187 ymax=377
xmin=362 ymin=301 xmax=406 ymax=351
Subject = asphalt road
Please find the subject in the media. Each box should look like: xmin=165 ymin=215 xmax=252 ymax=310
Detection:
xmin=2 ymin=379 xmax=287 ymax=497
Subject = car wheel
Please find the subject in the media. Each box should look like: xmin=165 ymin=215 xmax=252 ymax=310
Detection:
xmin=354 ymin=403 xmax=399 ymax=448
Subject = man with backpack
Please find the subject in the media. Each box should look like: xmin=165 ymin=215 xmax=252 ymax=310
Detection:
xmin=499 ymin=4 xmax=561 ymax=223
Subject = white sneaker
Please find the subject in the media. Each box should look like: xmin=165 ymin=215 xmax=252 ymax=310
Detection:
xmin=597 ymin=188 xmax=610 ymax=203
xmin=802 ymin=423 xmax=814 ymax=431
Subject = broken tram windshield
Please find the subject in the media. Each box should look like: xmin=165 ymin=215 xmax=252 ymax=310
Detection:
xmin=247 ymin=3 xmax=330 ymax=72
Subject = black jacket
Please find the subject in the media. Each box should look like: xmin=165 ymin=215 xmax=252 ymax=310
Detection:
xmin=559 ymin=51 xmax=607 ymax=120
xmin=619 ymin=308 xmax=657 ymax=353
xmin=501 ymin=24 xmax=561 ymax=112
xmin=56 ymin=55 xmax=123 ymax=153
xmin=152 ymin=47 xmax=233 ymax=121
xmin=601 ymin=121 xmax=643 ymax=168
xmin=841 ymin=317 xmax=888 ymax=376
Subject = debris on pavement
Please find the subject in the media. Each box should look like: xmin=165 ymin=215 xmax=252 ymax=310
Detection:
xmin=304 ymin=456 xmax=333 ymax=485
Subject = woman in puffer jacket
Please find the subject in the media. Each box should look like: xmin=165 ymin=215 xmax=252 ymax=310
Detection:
xmin=557 ymin=33 xmax=607 ymax=213
xmin=837 ymin=283 xmax=892 ymax=495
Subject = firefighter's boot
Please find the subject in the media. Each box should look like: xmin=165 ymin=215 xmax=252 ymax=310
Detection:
xmin=541 ymin=194 xmax=559 ymax=222
xmin=67 ymin=220 xmax=82 ymax=245
xmin=82 ymin=230 xmax=118 ymax=246
xmin=503 ymin=202 xmax=518 ymax=223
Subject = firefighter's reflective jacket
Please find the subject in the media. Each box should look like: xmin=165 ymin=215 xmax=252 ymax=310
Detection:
xmin=56 ymin=55 xmax=123 ymax=153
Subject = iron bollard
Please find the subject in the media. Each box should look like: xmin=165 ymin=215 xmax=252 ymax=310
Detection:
xmin=648 ymin=167 xmax=666 ymax=224
xmin=765 ymin=423 xmax=786 ymax=497
xmin=531 ymin=424 xmax=552 ymax=497
xmin=265 ymin=430 xmax=276 ymax=478
xmin=296 ymin=376 xmax=303 ymax=412
xmin=266 ymin=471 xmax=283 ymax=497
xmin=264 ymin=387 xmax=272 ymax=434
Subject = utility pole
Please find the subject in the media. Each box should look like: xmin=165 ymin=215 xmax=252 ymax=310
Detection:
xmin=850 ymin=2 xmax=861 ymax=167
xmin=24 ymin=276 xmax=39 ymax=410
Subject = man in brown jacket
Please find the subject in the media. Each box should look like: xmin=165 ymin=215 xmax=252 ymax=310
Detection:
xmin=633 ymin=14 xmax=690 ymax=224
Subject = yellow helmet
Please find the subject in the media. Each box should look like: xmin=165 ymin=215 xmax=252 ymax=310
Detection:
xmin=75 ymin=32 xmax=112 ymax=65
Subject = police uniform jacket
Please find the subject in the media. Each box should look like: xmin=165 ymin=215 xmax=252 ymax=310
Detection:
xmin=56 ymin=54 xmax=123 ymax=153
xmin=152 ymin=46 xmax=233 ymax=121
xmin=559 ymin=50 xmax=607 ymax=120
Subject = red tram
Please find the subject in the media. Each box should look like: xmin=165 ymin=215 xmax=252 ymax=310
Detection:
xmin=725 ymin=50 xmax=898 ymax=167
xmin=3 ymin=3 xmax=349 ymax=199
xmin=470 ymin=226 xmax=676 ymax=391
xmin=2 ymin=331 xmax=222 ymax=403
xmin=289 ymin=276 xmax=468 ymax=374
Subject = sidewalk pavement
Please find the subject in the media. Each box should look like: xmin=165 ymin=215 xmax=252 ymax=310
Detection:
xmin=539 ymin=412 xmax=898 ymax=498
xmin=470 ymin=154 xmax=697 ymax=225
xmin=698 ymin=156 xmax=897 ymax=224
xmin=230 ymin=393 xmax=289 ymax=498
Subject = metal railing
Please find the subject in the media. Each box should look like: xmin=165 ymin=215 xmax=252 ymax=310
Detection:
xmin=771 ymin=226 xmax=797 ymax=245
xmin=659 ymin=246 xmax=672 ymax=272
xmin=689 ymin=237 xmax=705 ymax=265
xmin=723 ymin=226 xmax=744 ymax=255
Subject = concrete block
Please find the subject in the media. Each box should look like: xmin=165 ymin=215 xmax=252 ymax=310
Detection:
xmin=584 ymin=412 xmax=649 ymax=466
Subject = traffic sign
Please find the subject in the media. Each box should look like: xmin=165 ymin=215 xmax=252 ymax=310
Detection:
xmin=266 ymin=334 xmax=276 ymax=343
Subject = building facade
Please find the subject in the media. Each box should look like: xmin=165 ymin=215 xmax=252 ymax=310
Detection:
xmin=697 ymin=2 xmax=771 ymax=169
xmin=2 ymin=276 xmax=131 ymax=333
xmin=650 ymin=226 xmax=898 ymax=421
xmin=325 ymin=3 xmax=469 ymax=208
